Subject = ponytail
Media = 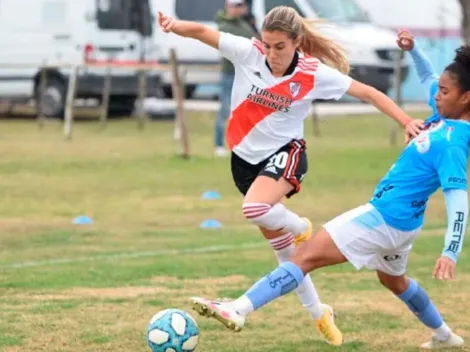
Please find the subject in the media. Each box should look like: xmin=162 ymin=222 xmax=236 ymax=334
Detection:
xmin=300 ymin=18 xmax=350 ymax=74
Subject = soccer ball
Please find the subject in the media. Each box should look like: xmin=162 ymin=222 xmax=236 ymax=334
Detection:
xmin=146 ymin=308 xmax=199 ymax=352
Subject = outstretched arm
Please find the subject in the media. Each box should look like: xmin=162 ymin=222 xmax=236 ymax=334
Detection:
xmin=409 ymin=46 xmax=439 ymax=88
xmin=158 ymin=11 xmax=253 ymax=64
xmin=397 ymin=29 xmax=439 ymax=113
xmin=312 ymin=62 xmax=424 ymax=139
xmin=346 ymin=80 xmax=423 ymax=138
xmin=158 ymin=11 xmax=220 ymax=49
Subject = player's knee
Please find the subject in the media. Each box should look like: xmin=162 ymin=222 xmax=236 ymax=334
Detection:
xmin=242 ymin=202 xmax=283 ymax=230
xmin=377 ymin=273 xmax=408 ymax=295
xmin=242 ymin=202 xmax=270 ymax=224
xmin=292 ymin=246 xmax=320 ymax=273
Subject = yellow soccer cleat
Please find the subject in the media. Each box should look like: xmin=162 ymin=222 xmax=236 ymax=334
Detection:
xmin=293 ymin=217 xmax=313 ymax=246
xmin=315 ymin=304 xmax=343 ymax=346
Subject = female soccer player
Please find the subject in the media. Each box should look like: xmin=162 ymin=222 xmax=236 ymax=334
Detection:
xmin=189 ymin=39 xmax=470 ymax=349
xmin=158 ymin=6 xmax=422 ymax=344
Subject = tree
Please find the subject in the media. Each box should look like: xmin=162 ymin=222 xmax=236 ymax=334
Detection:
xmin=459 ymin=0 xmax=470 ymax=42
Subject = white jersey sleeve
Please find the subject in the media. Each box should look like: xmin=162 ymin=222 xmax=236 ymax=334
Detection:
xmin=312 ymin=62 xmax=353 ymax=100
xmin=218 ymin=32 xmax=254 ymax=64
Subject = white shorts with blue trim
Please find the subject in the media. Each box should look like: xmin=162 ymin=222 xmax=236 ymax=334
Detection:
xmin=324 ymin=203 xmax=421 ymax=276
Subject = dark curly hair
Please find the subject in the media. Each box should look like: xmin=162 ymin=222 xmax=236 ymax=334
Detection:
xmin=445 ymin=45 xmax=470 ymax=92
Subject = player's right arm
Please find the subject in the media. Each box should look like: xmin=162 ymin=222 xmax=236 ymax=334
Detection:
xmin=158 ymin=12 xmax=253 ymax=63
xmin=432 ymin=145 xmax=469 ymax=280
xmin=397 ymin=29 xmax=439 ymax=113
xmin=158 ymin=11 xmax=220 ymax=49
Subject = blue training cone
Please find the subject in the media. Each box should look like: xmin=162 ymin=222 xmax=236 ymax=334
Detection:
xmin=73 ymin=215 xmax=93 ymax=225
xmin=199 ymin=219 xmax=223 ymax=229
xmin=201 ymin=190 xmax=221 ymax=200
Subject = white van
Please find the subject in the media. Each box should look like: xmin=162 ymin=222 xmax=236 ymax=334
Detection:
xmin=0 ymin=0 xmax=161 ymax=117
xmin=155 ymin=0 xmax=408 ymax=97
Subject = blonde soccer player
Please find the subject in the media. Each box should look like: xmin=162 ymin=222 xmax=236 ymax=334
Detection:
xmin=158 ymin=5 xmax=423 ymax=344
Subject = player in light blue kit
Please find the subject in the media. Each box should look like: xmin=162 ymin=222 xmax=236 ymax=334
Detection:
xmin=190 ymin=29 xmax=469 ymax=349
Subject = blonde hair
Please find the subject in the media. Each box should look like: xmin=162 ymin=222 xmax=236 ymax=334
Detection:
xmin=262 ymin=6 xmax=350 ymax=74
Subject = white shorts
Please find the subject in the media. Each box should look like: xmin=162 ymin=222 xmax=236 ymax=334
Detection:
xmin=324 ymin=203 xmax=421 ymax=276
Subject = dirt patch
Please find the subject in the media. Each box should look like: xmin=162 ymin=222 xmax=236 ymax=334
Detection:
xmin=151 ymin=274 xmax=247 ymax=286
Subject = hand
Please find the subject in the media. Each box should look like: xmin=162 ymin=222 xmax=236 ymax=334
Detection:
xmin=158 ymin=11 xmax=177 ymax=33
xmin=396 ymin=28 xmax=415 ymax=51
xmin=432 ymin=256 xmax=456 ymax=280
xmin=404 ymin=119 xmax=424 ymax=143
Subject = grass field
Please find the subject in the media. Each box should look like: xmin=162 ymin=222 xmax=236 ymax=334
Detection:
xmin=0 ymin=111 xmax=469 ymax=352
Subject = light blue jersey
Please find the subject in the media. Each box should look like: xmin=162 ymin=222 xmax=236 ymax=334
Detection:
xmin=370 ymin=45 xmax=470 ymax=231
xmin=370 ymin=119 xmax=470 ymax=231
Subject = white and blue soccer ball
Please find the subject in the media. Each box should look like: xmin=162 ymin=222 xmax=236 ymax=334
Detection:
xmin=146 ymin=308 xmax=199 ymax=352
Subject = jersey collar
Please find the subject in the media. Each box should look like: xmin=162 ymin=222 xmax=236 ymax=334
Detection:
xmin=265 ymin=52 xmax=299 ymax=76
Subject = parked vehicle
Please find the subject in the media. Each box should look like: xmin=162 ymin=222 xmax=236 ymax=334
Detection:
xmin=0 ymin=0 xmax=161 ymax=117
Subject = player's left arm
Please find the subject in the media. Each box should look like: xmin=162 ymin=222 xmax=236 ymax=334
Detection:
xmin=433 ymin=146 xmax=469 ymax=280
xmin=346 ymin=80 xmax=423 ymax=138
xmin=312 ymin=63 xmax=422 ymax=138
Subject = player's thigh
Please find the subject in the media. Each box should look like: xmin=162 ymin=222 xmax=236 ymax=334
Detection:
xmin=244 ymin=176 xmax=293 ymax=205
xmin=371 ymin=247 xmax=412 ymax=278
xmin=231 ymin=153 xmax=289 ymax=239
xmin=291 ymin=226 xmax=348 ymax=273
xmin=323 ymin=203 xmax=390 ymax=272
xmin=244 ymin=140 xmax=308 ymax=204
xmin=369 ymin=227 xmax=420 ymax=277
xmin=230 ymin=152 xmax=262 ymax=196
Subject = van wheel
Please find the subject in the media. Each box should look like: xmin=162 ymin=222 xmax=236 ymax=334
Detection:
xmin=162 ymin=84 xmax=197 ymax=99
xmin=35 ymin=76 xmax=66 ymax=118
xmin=107 ymin=95 xmax=136 ymax=117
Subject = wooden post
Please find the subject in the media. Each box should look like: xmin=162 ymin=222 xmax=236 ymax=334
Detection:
xmin=137 ymin=68 xmax=148 ymax=129
xmin=100 ymin=67 xmax=112 ymax=128
xmin=2 ymin=100 xmax=14 ymax=117
xmin=311 ymin=103 xmax=321 ymax=137
xmin=64 ymin=65 xmax=79 ymax=140
xmin=37 ymin=61 xmax=48 ymax=128
xmin=390 ymin=50 xmax=404 ymax=146
xmin=169 ymin=48 xmax=190 ymax=159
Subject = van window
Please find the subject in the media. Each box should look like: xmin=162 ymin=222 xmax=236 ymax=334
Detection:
xmin=96 ymin=0 xmax=153 ymax=36
xmin=176 ymin=0 xmax=224 ymax=21
xmin=306 ymin=0 xmax=369 ymax=22
xmin=265 ymin=0 xmax=302 ymax=15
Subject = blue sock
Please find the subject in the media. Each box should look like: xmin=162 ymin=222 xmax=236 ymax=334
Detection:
xmin=397 ymin=279 xmax=443 ymax=329
xmin=245 ymin=262 xmax=305 ymax=310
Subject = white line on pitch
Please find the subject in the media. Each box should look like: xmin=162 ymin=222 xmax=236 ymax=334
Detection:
xmin=0 ymin=227 xmax=445 ymax=270
xmin=0 ymin=242 xmax=266 ymax=270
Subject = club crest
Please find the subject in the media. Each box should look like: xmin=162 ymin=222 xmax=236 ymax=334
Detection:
xmin=289 ymin=81 xmax=301 ymax=97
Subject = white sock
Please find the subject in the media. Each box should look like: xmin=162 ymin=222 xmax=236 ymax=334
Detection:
xmin=231 ymin=295 xmax=254 ymax=316
xmin=270 ymin=233 xmax=324 ymax=320
xmin=434 ymin=322 xmax=452 ymax=341
xmin=243 ymin=203 xmax=308 ymax=235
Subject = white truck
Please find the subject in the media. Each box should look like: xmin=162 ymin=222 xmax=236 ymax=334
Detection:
xmin=0 ymin=0 xmax=161 ymax=117
xmin=155 ymin=0 xmax=409 ymax=98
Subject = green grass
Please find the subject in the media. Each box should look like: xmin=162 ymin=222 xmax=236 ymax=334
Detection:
xmin=0 ymin=111 xmax=469 ymax=351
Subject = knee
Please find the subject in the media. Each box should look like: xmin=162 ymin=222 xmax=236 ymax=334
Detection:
xmin=242 ymin=202 xmax=287 ymax=232
xmin=291 ymin=244 xmax=320 ymax=273
xmin=378 ymin=274 xmax=408 ymax=295
xmin=242 ymin=202 xmax=272 ymax=225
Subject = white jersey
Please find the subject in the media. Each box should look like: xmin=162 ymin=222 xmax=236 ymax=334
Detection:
xmin=219 ymin=32 xmax=353 ymax=164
